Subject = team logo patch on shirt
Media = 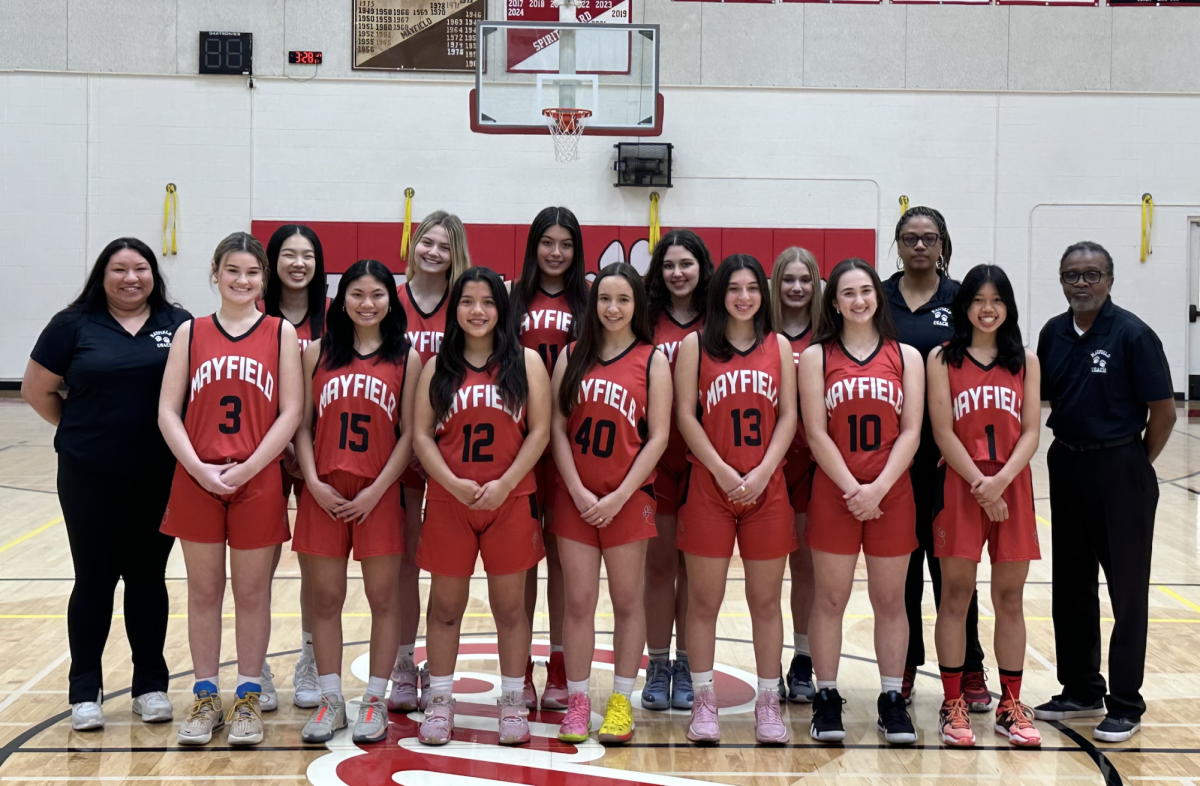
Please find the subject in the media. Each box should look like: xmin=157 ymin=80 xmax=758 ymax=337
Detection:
xmin=932 ymin=307 xmax=951 ymax=328
xmin=151 ymin=330 xmax=173 ymax=348
xmin=1090 ymin=349 xmax=1110 ymax=373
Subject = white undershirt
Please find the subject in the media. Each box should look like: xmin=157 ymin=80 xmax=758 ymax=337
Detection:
xmin=1074 ymin=320 xmax=1085 ymax=336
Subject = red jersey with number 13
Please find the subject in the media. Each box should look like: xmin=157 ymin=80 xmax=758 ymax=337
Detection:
xmin=311 ymin=348 xmax=409 ymax=478
xmin=946 ymin=353 xmax=1024 ymax=464
xmin=398 ymin=283 xmax=447 ymax=363
xmin=822 ymin=339 xmax=905 ymax=481
xmin=520 ymin=289 xmax=574 ymax=371
xmin=692 ymin=334 xmax=782 ymax=475
xmin=186 ymin=314 xmax=282 ymax=464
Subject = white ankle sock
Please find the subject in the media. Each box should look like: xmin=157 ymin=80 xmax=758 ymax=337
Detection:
xmin=793 ymin=633 xmax=810 ymax=657
xmin=567 ymin=678 xmax=589 ymax=696
xmin=318 ymin=673 xmax=342 ymax=701
xmin=366 ymin=676 xmax=388 ymax=699
xmin=429 ymin=674 xmax=455 ymax=698
xmin=612 ymin=676 xmax=636 ymax=697
xmin=551 ymin=644 xmax=564 ymax=654
xmin=881 ymin=676 xmax=903 ymax=694
xmin=757 ymin=676 xmax=777 ymax=693
xmin=647 ymin=647 xmax=670 ymax=662
xmin=397 ymin=642 xmax=416 ymax=667
xmin=501 ymin=675 xmax=524 ymax=694
xmin=674 ymin=648 xmax=688 ymax=661
xmin=816 ymin=680 xmax=837 ymax=691
xmin=691 ymin=670 xmax=714 ymax=691
xmin=301 ymin=631 xmax=314 ymax=660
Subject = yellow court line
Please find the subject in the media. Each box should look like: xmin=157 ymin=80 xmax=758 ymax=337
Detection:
xmin=0 ymin=517 xmax=62 ymax=555
xmin=1036 ymin=515 xmax=1052 ymax=527
xmin=1158 ymin=586 xmax=1200 ymax=616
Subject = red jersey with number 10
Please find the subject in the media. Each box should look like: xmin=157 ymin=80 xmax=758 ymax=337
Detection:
xmin=312 ymin=348 xmax=409 ymax=478
xmin=520 ymin=289 xmax=574 ymax=371
xmin=692 ymin=334 xmax=782 ymax=475
xmin=946 ymin=353 xmax=1024 ymax=464
xmin=426 ymin=362 xmax=536 ymax=501
xmin=562 ymin=341 xmax=656 ymax=496
xmin=398 ymin=283 xmax=447 ymax=363
xmin=186 ymin=314 xmax=282 ymax=464
xmin=822 ymin=339 xmax=905 ymax=482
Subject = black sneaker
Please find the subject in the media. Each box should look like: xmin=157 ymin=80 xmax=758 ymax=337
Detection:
xmin=1093 ymin=715 xmax=1140 ymax=743
xmin=877 ymin=691 xmax=917 ymax=745
xmin=786 ymin=654 xmax=815 ymax=703
xmin=1031 ymin=695 xmax=1106 ymax=721
xmin=809 ymin=688 xmax=846 ymax=742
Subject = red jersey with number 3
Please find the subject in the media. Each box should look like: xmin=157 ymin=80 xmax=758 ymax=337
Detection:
xmin=185 ymin=314 xmax=282 ymax=464
xmin=520 ymin=289 xmax=574 ymax=371
xmin=398 ymin=283 xmax=447 ymax=363
xmin=312 ymin=348 xmax=409 ymax=478
xmin=692 ymin=334 xmax=782 ymax=475
xmin=946 ymin=354 xmax=1024 ymax=464
xmin=822 ymin=339 xmax=905 ymax=482
xmin=562 ymin=341 xmax=656 ymax=496
xmin=785 ymin=328 xmax=813 ymax=451
xmin=654 ymin=313 xmax=703 ymax=463
xmin=426 ymin=362 xmax=536 ymax=501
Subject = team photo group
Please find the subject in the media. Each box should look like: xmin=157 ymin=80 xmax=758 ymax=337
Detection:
xmin=21 ymin=204 xmax=1173 ymax=755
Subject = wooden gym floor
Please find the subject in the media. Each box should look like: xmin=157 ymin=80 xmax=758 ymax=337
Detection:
xmin=0 ymin=397 xmax=1199 ymax=786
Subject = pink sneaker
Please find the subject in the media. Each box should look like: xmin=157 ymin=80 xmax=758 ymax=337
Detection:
xmin=687 ymin=686 xmax=720 ymax=744
xmin=541 ymin=651 xmax=568 ymax=710
xmin=417 ymin=666 xmax=431 ymax=711
xmin=498 ymin=693 xmax=531 ymax=746
xmin=417 ymin=694 xmax=455 ymax=746
xmin=754 ymin=690 xmax=790 ymax=744
xmin=523 ymin=659 xmax=538 ymax=710
xmin=387 ymin=661 xmax=419 ymax=712
xmin=557 ymin=692 xmax=591 ymax=743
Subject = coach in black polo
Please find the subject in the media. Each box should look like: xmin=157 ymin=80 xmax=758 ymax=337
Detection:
xmin=1033 ymin=240 xmax=1175 ymax=743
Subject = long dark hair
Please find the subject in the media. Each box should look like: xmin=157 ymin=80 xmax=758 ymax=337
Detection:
xmin=68 ymin=237 xmax=174 ymax=313
xmin=559 ymin=263 xmax=652 ymax=416
xmin=321 ymin=260 xmax=408 ymax=371
xmin=431 ymin=267 xmax=528 ymax=423
xmin=263 ymin=224 xmax=327 ymax=339
xmin=702 ymin=255 xmax=772 ymax=362
xmin=940 ymin=264 xmax=1025 ymax=375
xmin=812 ymin=258 xmax=898 ymax=346
xmin=511 ymin=207 xmax=588 ymax=339
xmin=644 ymin=229 xmax=714 ymax=325
xmin=895 ymin=205 xmax=953 ymax=275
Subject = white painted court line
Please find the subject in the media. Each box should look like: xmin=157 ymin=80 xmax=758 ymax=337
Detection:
xmin=1 ymin=777 xmax=308 ymax=782
xmin=1026 ymin=643 xmax=1055 ymax=671
xmin=658 ymin=774 xmax=1102 ymax=781
xmin=0 ymin=649 xmax=69 ymax=717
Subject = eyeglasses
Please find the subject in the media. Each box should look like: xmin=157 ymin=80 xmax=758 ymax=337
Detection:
xmin=1060 ymin=270 xmax=1106 ymax=285
xmin=900 ymin=233 xmax=940 ymax=248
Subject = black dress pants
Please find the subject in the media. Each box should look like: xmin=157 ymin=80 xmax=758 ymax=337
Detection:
xmin=57 ymin=455 xmax=176 ymax=704
xmin=1047 ymin=439 xmax=1156 ymax=720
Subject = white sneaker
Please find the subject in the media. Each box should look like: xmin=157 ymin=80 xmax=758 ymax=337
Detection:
xmin=177 ymin=692 xmax=223 ymax=745
xmin=71 ymin=690 xmax=104 ymax=731
xmin=132 ymin=691 xmax=173 ymax=723
xmin=227 ymin=693 xmax=265 ymax=746
xmin=293 ymin=653 xmax=320 ymax=709
xmin=258 ymin=661 xmax=278 ymax=712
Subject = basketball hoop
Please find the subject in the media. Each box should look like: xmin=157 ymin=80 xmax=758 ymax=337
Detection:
xmin=543 ymin=108 xmax=591 ymax=163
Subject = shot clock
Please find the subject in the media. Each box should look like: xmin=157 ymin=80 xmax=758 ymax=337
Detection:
xmin=198 ymin=32 xmax=253 ymax=75
xmin=289 ymin=50 xmax=323 ymax=65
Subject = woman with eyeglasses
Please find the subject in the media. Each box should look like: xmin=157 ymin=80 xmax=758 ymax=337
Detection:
xmin=882 ymin=207 xmax=989 ymax=711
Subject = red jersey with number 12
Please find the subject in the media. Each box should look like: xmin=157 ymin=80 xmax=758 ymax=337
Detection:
xmin=822 ymin=339 xmax=905 ymax=481
xmin=312 ymin=348 xmax=409 ymax=478
xmin=186 ymin=314 xmax=282 ymax=464
xmin=946 ymin=353 xmax=1024 ymax=464
xmin=398 ymin=283 xmax=447 ymax=363
xmin=692 ymin=334 xmax=782 ymax=475
xmin=520 ymin=289 xmax=574 ymax=371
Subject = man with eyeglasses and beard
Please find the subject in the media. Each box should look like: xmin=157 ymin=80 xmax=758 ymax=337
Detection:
xmin=1033 ymin=241 xmax=1176 ymax=743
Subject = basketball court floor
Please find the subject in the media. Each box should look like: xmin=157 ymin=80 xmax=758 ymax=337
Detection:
xmin=0 ymin=395 xmax=1198 ymax=786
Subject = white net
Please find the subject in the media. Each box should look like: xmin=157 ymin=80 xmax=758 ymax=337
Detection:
xmin=544 ymin=108 xmax=590 ymax=163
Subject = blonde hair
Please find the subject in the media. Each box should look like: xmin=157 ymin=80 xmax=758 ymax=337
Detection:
xmin=770 ymin=246 xmax=822 ymax=336
xmin=211 ymin=231 xmax=269 ymax=299
xmin=406 ymin=211 xmax=472 ymax=285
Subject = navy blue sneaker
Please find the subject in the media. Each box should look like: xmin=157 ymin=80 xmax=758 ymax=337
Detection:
xmin=641 ymin=659 xmax=671 ymax=711
xmin=1032 ymin=695 xmax=1105 ymax=721
xmin=671 ymin=657 xmax=694 ymax=710
xmin=1093 ymin=715 xmax=1140 ymax=743
xmin=786 ymin=653 xmax=815 ymax=703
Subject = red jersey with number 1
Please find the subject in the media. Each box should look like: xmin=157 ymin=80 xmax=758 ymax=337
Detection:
xmin=185 ymin=314 xmax=282 ymax=464
xmin=946 ymin=353 xmax=1024 ymax=464
xmin=785 ymin=328 xmax=813 ymax=451
xmin=822 ymin=339 xmax=905 ymax=482
xmin=692 ymin=334 xmax=782 ymax=475
xmin=398 ymin=283 xmax=447 ymax=363
xmin=312 ymin=348 xmax=409 ymax=478
xmin=426 ymin=362 xmax=536 ymax=501
xmin=520 ymin=289 xmax=575 ymax=371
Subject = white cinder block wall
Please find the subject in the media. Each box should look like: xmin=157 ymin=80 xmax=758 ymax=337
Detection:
xmin=2 ymin=0 xmax=1200 ymax=390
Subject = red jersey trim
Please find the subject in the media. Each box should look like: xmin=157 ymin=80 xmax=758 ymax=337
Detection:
xmin=212 ymin=312 xmax=270 ymax=343
xmin=405 ymin=281 xmax=448 ymax=320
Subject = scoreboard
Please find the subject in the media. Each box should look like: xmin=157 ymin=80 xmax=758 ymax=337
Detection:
xmin=353 ymin=0 xmax=484 ymax=71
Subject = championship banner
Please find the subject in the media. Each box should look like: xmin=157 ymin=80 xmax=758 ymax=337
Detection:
xmin=354 ymin=0 xmax=484 ymax=71
xmin=504 ymin=0 xmax=631 ymax=73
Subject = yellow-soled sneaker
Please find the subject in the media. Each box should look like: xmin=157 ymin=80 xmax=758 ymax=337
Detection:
xmin=598 ymin=693 xmax=634 ymax=745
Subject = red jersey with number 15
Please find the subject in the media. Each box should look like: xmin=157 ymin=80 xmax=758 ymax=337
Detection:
xmin=692 ymin=334 xmax=782 ymax=475
xmin=398 ymin=283 xmax=447 ymax=363
xmin=946 ymin=353 xmax=1024 ymax=464
xmin=520 ymin=289 xmax=574 ymax=371
xmin=186 ymin=314 xmax=282 ymax=464
xmin=426 ymin=362 xmax=536 ymax=501
xmin=822 ymin=339 xmax=905 ymax=482
xmin=312 ymin=348 xmax=410 ymax=478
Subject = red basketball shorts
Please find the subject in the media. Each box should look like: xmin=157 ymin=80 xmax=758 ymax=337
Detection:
xmin=553 ymin=482 xmax=658 ymax=550
xmin=399 ymin=455 xmax=425 ymax=494
xmin=653 ymin=442 xmax=689 ymax=516
xmin=293 ymin=471 xmax=405 ymax=560
xmin=417 ymin=494 xmax=545 ymax=578
xmin=533 ymin=454 xmax=558 ymax=519
xmin=161 ymin=462 xmax=290 ymax=550
xmin=806 ymin=467 xmax=917 ymax=558
xmin=676 ymin=463 xmax=797 ymax=561
xmin=281 ymin=462 xmax=305 ymax=506
xmin=933 ymin=461 xmax=1040 ymax=564
xmin=784 ymin=445 xmax=816 ymax=515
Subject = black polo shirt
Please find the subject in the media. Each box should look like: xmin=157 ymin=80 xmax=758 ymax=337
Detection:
xmin=1036 ymin=297 xmax=1173 ymax=445
xmin=31 ymin=303 xmax=191 ymax=473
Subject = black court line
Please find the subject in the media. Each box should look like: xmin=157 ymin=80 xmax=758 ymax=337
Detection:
xmin=0 ymin=484 xmax=55 ymax=496
xmin=1049 ymin=721 xmax=1124 ymax=786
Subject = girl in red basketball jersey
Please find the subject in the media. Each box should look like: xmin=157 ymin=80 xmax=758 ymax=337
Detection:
xmin=799 ymin=257 xmax=923 ymax=745
xmin=928 ymin=264 xmax=1041 ymax=748
xmin=158 ymin=232 xmax=303 ymax=747
xmin=510 ymin=206 xmax=590 ymax=709
xmin=640 ymin=230 xmax=713 ymax=712
xmin=551 ymin=263 xmax=672 ymax=745
xmin=413 ymin=267 xmax=551 ymax=747
xmin=675 ymin=255 xmax=798 ymax=745
xmin=262 ymin=223 xmax=329 ymax=711
xmin=770 ymin=247 xmax=822 ymax=704
xmin=389 ymin=211 xmax=472 ymax=714
xmin=292 ymin=260 xmax=422 ymax=746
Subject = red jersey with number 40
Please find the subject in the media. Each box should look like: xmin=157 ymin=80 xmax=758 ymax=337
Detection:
xmin=427 ymin=362 xmax=536 ymax=501
xmin=398 ymin=283 xmax=447 ymax=363
xmin=562 ymin=341 xmax=656 ymax=496
xmin=946 ymin=354 xmax=1024 ymax=464
xmin=693 ymin=334 xmax=782 ymax=475
xmin=186 ymin=314 xmax=282 ymax=464
xmin=312 ymin=349 xmax=409 ymax=478
xmin=520 ymin=289 xmax=574 ymax=371
xmin=822 ymin=339 xmax=905 ymax=482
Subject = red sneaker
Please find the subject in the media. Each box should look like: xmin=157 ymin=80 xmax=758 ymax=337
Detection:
xmin=523 ymin=658 xmax=538 ymax=710
xmin=963 ymin=670 xmax=992 ymax=713
xmin=542 ymin=651 xmax=568 ymax=710
xmin=901 ymin=665 xmax=916 ymax=705
xmin=995 ymin=696 xmax=1041 ymax=747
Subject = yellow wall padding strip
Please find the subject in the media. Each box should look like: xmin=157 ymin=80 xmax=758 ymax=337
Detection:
xmin=649 ymin=192 xmax=661 ymax=249
xmin=163 ymin=183 xmax=178 ymax=256
xmin=1141 ymin=193 xmax=1154 ymax=263
xmin=400 ymin=187 xmax=415 ymax=263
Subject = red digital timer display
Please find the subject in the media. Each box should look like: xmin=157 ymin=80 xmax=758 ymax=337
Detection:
xmin=288 ymin=50 xmax=323 ymax=65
